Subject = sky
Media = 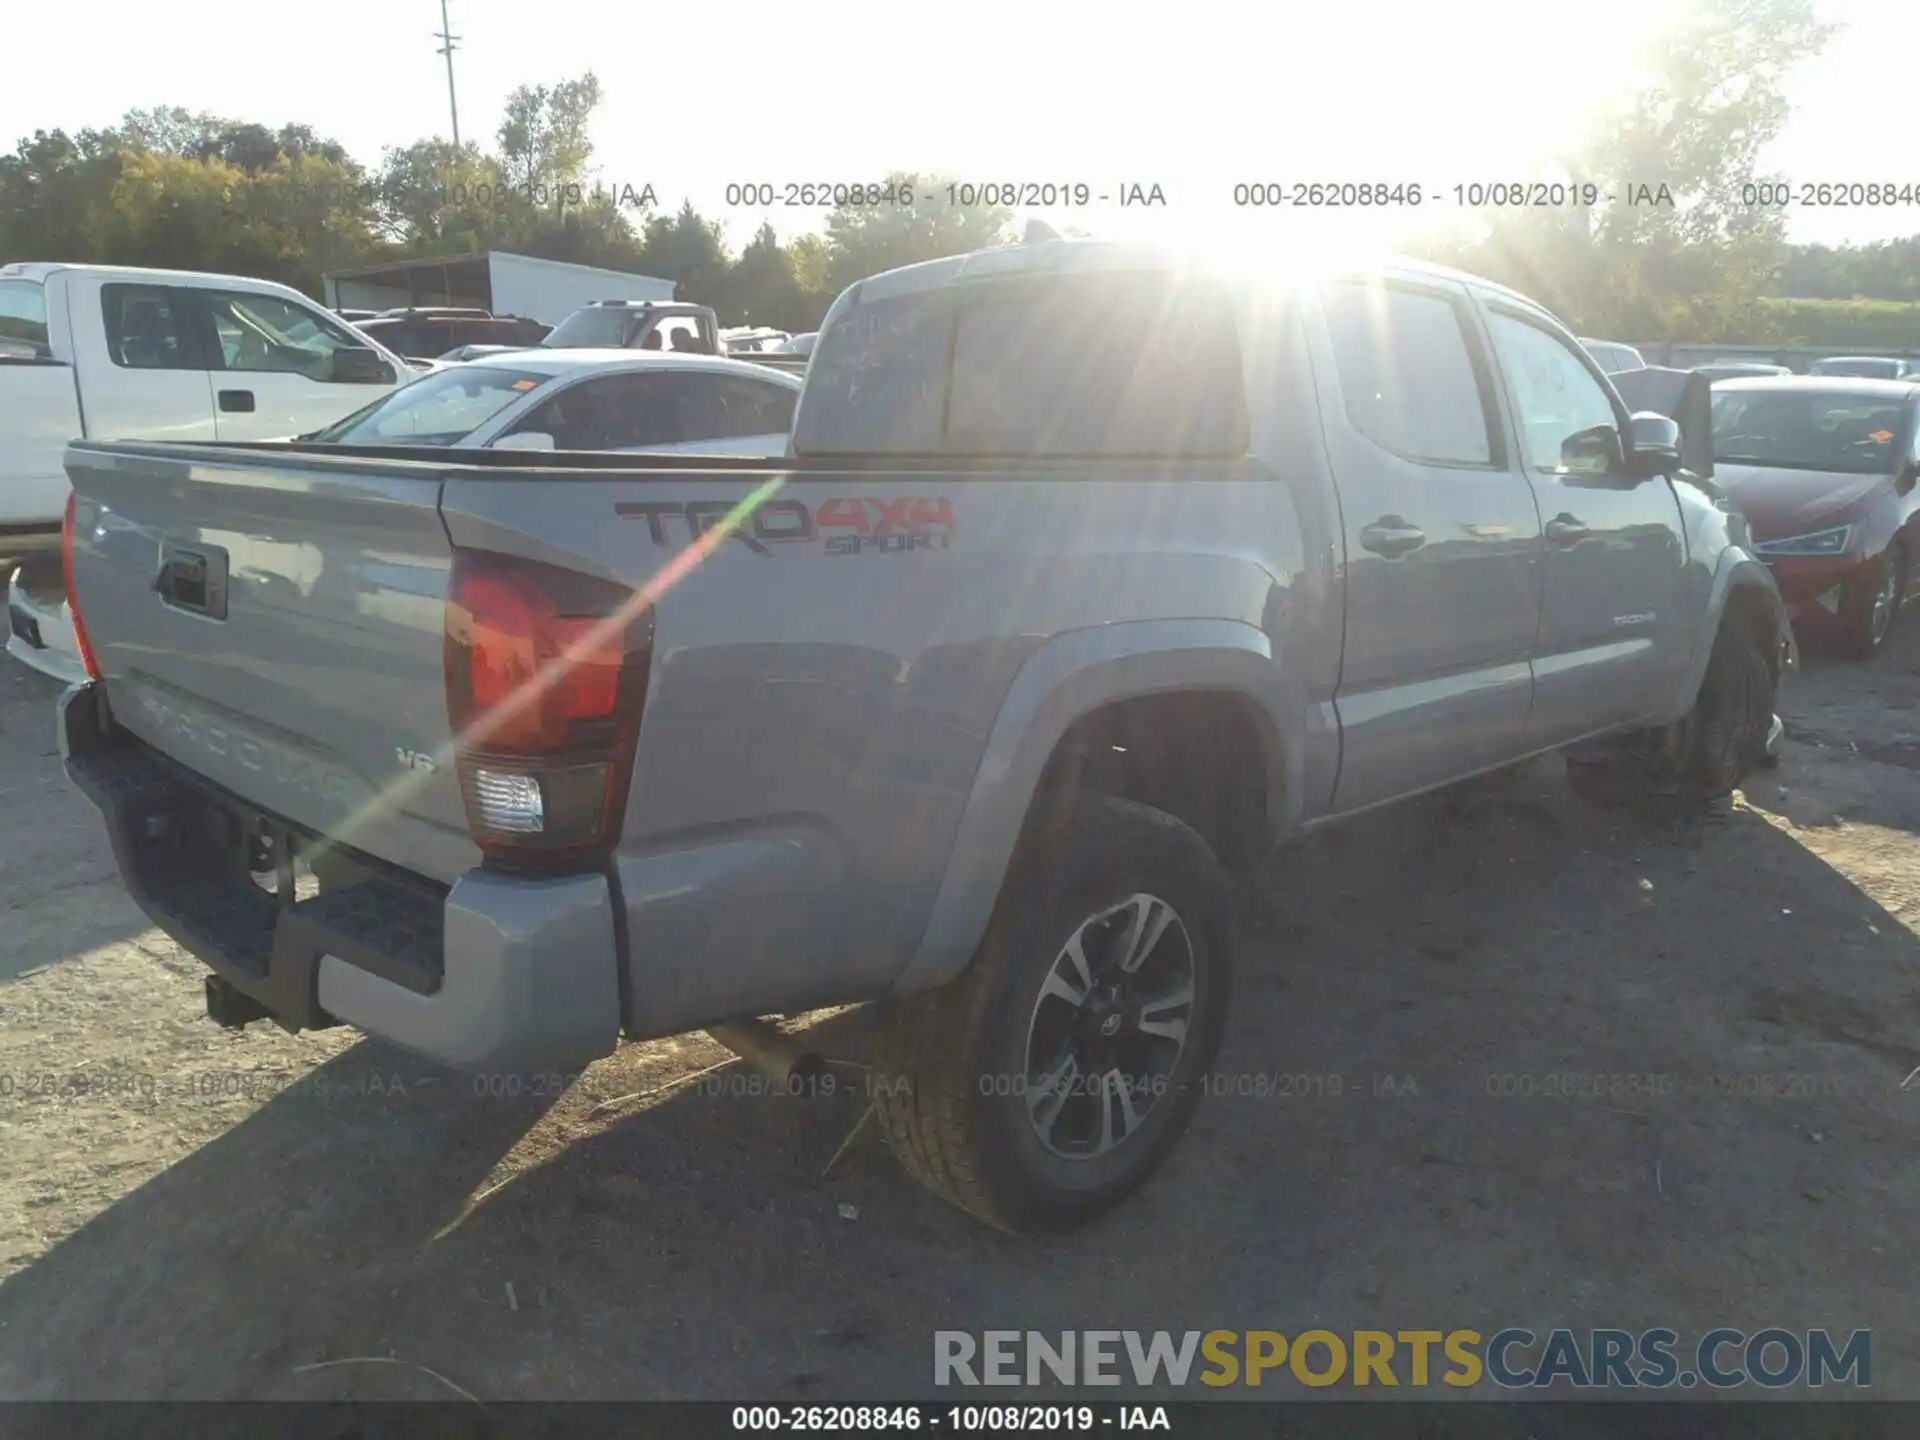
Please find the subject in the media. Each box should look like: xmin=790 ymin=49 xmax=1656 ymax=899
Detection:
xmin=3 ymin=0 xmax=1915 ymax=257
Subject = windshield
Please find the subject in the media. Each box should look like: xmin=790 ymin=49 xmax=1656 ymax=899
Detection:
xmin=1710 ymin=388 xmax=1908 ymax=474
xmin=544 ymin=308 xmax=639 ymax=348
xmin=309 ymin=365 xmax=551 ymax=445
xmin=1811 ymin=358 xmax=1900 ymax=378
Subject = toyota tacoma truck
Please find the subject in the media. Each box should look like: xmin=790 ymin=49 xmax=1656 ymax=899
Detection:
xmin=54 ymin=240 xmax=1793 ymax=1233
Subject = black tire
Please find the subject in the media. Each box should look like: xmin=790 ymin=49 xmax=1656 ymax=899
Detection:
xmin=871 ymin=794 xmax=1231 ymax=1233
xmin=1839 ymin=542 xmax=1904 ymax=659
xmin=1565 ymin=617 xmax=1777 ymax=809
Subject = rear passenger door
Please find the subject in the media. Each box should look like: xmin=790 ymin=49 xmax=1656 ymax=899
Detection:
xmin=1311 ymin=276 xmax=1545 ymax=812
xmin=86 ymin=283 xmax=218 ymax=441
xmin=1477 ymin=300 xmax=1689 ymax=742
xmin=654 ymin=373 xmax=797 ymax=455
xmin=496 ymin=373 xmax=682 ymax=451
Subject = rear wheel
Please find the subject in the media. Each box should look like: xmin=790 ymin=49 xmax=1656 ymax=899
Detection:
xmin=1566 ymin=617 xmax=1776 ymax=809
xmin=1840 ymin=542 xmax=1904 ymax=659
xmin=871 ymin=795 xmax=1231 ymax=1233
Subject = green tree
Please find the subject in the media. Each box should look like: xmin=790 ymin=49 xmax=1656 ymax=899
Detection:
xmin=1408 ymin=0 xmax=1836 ymax=340
xmin=496 ymin=73 xmax=602 ymax=201
xmin=0 ymin=116 xmax=383 ymax=296
xmin=0 ymin=128 xmax=109 ymax=261
xmin=371 ymin=76 xmax=648 ymax=274
xmin=497 ymin=194 xmax=649 ymax=271
xmin=785 ymin=232 xmax=832 ymax=307
xmin=115 ymin=107 xmax=225 ymax=158
xmin=821 ymin=172 xmax=1012 ymax=296
xmin=636 ymin=201 xmax=732 ymax=306
xmin=1779 ymin=238 xmax=1920 ymax=302
xmin=371 ymin=137 xmax=504 ymax=248
xmin=722 ymin=222 xmax=807 ymax=329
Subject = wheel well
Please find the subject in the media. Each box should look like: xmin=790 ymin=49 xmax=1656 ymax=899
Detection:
xmin=1030 ymin=691 xmax=1275 ymax=870
xmin=1721 ymin=583 xmax=1784 ymax=683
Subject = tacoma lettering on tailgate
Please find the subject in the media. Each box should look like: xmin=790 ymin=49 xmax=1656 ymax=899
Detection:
xmin=616 ymin=496 xmax=957 ymax=556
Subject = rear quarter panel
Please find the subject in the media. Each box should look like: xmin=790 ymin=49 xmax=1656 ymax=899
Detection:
xmin=438 ymin=459 xmax=1319 ymax=1036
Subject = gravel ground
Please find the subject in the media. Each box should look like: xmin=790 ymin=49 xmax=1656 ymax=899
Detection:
xmin=0 ymin=582 xmax=1917 ymax=1404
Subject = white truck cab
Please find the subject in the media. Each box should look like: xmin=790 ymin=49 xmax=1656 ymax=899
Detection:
xmin=0 ymin=262 xmax=409 ymax=548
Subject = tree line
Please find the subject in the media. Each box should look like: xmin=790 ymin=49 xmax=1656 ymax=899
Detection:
xmin=2 ymin=0 xmax=1909 ymax=344
xmin=0 ymin=74 xmax=1011 ymax=336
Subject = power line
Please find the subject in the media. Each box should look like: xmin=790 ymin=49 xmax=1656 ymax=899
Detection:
xmin=434 ymin=0 xmax=462 ymax=149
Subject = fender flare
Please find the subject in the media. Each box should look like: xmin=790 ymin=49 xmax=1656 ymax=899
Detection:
xmin=1667 ymin=549 xmax=1794 ymax=719
xmin=892 ymin=618 xmax=1297 ymax=993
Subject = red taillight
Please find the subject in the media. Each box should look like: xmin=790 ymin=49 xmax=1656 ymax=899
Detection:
xmin=62 ymin=491 xmax=102 ymax=682
xmin=444 ymin=549 xmax=651 ymax=870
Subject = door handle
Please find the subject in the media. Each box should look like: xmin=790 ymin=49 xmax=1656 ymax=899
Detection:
xmin=1358 ymin=517 xmax=1427 ymax=558
xmin=1545 ymin=515 xmax=1591 ymax=545
xmin=217 ymin=389 xmax=255 ymax=413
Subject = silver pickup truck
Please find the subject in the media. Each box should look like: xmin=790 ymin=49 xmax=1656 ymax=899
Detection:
xmin=55 ymin=240 xmax=1792 ymax=1232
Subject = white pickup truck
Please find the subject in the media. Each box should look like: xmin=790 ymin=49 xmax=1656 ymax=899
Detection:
xmin=2 ymin=262 xmax=411 ymax=680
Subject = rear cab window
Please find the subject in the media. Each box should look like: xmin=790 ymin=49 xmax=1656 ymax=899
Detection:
xmin=0 ymin=278 xmax=53 ymax=360
xmin=101 ymin=283 xmax=196 ymax=369
xmin=793 ymin=268 xmax=1248 ymax=458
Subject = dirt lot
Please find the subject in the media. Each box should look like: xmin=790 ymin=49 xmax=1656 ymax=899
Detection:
xmin=1 ymin=575 xmax=1917 ymax=1403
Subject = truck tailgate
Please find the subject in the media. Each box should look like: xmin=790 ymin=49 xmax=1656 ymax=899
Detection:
xmin=1 ymin=360 xmax=84 ymax=528
xmin=65 ymin=442 xmax=479 ymax=883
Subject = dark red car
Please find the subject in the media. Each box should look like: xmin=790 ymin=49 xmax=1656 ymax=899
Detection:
xmin=1710 ymin=376 xmax=1920 ymax=656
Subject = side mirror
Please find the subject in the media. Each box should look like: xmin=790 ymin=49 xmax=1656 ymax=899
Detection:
xmin=1561 ymin=423 xmax=1625 ymax=476
xmin=492 ymin=431 xmax=556 ymax=452
xmin=1624 ymin=412 xmax=1683 ymax=478
xmin=330 ymin=345 xmax=397 ymax=385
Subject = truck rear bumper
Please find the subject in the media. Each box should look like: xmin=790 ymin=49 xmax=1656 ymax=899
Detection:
xmin=59 ymin=683 xmax=622 ymax=1076
xmin=8 ymin=572 xmax=89 ymax=687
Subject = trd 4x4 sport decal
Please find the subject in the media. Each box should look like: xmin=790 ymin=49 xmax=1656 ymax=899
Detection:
xmin=616 ymin=496 xmax=957 ymax=556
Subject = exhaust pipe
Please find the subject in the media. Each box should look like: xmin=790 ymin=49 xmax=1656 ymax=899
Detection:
xmin=705 ymin=1018 xmax=828 ymax=1090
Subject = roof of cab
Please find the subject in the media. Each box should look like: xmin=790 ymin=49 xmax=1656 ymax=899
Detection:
xmin=0 ymin=261 xmax=312 ymax=292
xmin=836 ymin=236 xmax=1550 ymax=313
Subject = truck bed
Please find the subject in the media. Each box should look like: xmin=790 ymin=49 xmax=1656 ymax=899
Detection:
xmin=63 ymin=437 xmax=1293 ymax=1044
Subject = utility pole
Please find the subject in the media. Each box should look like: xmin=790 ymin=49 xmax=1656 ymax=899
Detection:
xmin=435 ymin=0 xmax=462 ymax=149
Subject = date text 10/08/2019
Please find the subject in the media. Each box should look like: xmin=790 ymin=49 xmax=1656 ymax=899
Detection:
xmin=1229 ymin=182 xmax=1675 ymax=208
xmin=719 ymin=182 xmax=1168 ymax=209
xmin=721 ymin=183 xmax=1167 ymax=208
xmin=1231 ymin=180 xmax=1920 ymax=208
xmin=731 ymin=1406 xmax=1167 ymax=1432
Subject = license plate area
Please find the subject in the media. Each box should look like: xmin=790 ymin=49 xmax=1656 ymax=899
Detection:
xmin=243 ymin=813 xmax=320 ymax=906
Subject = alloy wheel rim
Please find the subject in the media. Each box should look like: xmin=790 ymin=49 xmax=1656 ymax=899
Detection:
xmin=1021 ymin=892 xmax=1196 ymax=1161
